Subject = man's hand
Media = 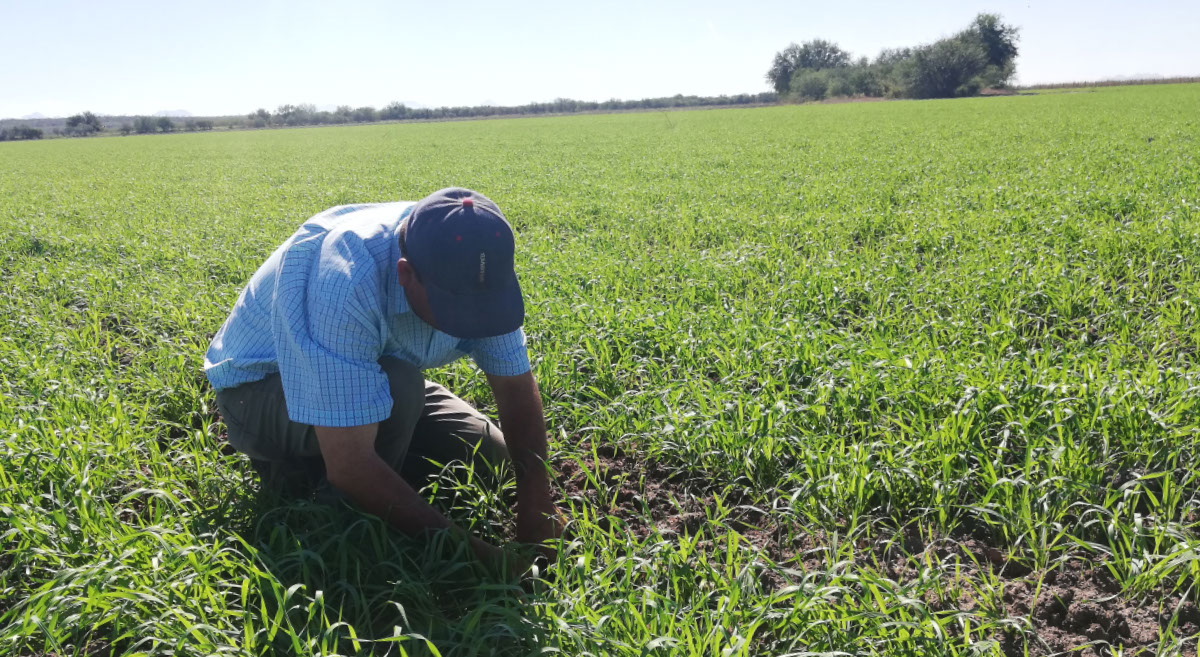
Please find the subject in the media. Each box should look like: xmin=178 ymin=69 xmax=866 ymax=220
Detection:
xmin=470 ymin=536 xmax=539 ymax=580
xmin=486 ymin=371 xmax=565 ymax=561
xmin=318 ymin=424 xmax=523 ymax=573
xmin=317 ymin=423 xmax=459 ymax=534
xmin=517 ymin=504 xmax=567 ymax=564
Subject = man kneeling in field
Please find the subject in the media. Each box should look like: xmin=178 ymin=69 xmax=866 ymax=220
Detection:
xmin=204 ymin=187 xmax=563 ymax=567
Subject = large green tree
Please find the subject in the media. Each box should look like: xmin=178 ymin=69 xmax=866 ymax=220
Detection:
xmin=903 ymin=13 xmax=1020 ymax=98
xmin=902 ymin=37 xmax=990 ymax=99
xmin=969 ymin=13 xmax=1020 ymax=69
xmin=766 ymin=13 xmax=1019 ymax=100
xmin=964 ymin=13 xmax=1020 ymax=87
xmin=766 ymin=39 xmax=852 ymax=94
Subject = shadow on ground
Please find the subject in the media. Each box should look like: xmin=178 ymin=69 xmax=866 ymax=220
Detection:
xmin=194 ymin=439 xmax=550 ymax=657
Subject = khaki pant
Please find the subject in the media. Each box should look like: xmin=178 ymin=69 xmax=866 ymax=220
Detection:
xmin=214 ymin=357 xmax=509 ymax=495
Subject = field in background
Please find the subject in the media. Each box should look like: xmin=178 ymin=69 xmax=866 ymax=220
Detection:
xmin=2 ymin=83 xmax=1199 ymax=656
xmin=1019 ymin=76 xmax=1200 ymax=91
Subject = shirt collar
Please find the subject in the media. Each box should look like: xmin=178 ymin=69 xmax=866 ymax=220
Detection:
xmin=388 ymin=204 xmax=415 ymax=317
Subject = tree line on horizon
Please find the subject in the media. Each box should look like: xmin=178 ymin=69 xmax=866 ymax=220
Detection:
xmin=0 ymin=125 xmax=43 ymax=141
xmin=0 ymin=111 xmax=215 ymax=141
xmin=767 ymin=13 xmax=1020 ymax=101
xmin=239 ymin=93 xmax=778 ymax=128
xmin=121 ymin=116 xmax=215 ymax=135
xmin=0 ymin=93 xmax=778 ymax=141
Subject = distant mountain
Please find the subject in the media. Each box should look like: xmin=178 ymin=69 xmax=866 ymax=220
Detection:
xmin=153 ymin=110 xmax=192 ymax=117
xmin=21 ymin=112 xmax=47 ymax=120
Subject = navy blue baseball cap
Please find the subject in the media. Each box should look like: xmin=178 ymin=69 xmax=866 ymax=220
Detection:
xmin=399 ymin=187 xmax=525 ymax=338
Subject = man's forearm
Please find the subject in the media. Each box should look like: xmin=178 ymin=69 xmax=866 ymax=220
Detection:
xmin=486 ymin=372 xmax=560 ymax=548
xmin=505 ymin=415 xmax=553 ymax=503
xmin=316 ymin=424 xmax=467 ymax=537
xmin=490 ymin=375 xmax=552 ymax=503
xmin=506 ymin=419 xmax=559 ymax=548
xmin=317 ymin=425 xmax=505 ymax=566
xmin=330 ymin=450 xmax=453 ymax=535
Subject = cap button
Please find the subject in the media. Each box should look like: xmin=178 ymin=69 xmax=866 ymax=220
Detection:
xmin=462 ymin=198 xmax=474 ymax=209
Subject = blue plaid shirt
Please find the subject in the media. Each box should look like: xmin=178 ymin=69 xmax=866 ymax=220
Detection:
xmin=204 ymin=202 xmax=531 ymax=427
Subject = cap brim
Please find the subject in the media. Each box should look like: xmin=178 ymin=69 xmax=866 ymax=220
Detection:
xmin=426 ymin=275 xmax=525 ymax=339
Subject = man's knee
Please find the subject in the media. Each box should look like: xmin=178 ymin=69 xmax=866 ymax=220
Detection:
xmin=414 ymin=383 xmax=510 ymax=466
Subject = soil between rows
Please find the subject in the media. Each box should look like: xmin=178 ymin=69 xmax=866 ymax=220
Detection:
xmin=554 ymin=447 xmax=793 ymax=556
xmin=552 ymin=449 xmax=1197 ymax=657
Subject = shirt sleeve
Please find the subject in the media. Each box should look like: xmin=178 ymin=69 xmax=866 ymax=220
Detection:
xmin=270 ymin=232 xmax=392 ymax=427
xmin=464 ymin=327 xmax=531 ymax=377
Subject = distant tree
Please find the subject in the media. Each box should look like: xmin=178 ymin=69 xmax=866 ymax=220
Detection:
xmin=855 ymin=48 xmax=913 ymax=97
xmin=65 ymin=111 xmax=103 ymax=136
xmin=157 ymin=117 xmax=176 ymax=132
xmin=963 ymin=13 xmax=1020 ymax=86
xmin=903 ymin=36 xmax=989 ymax=98
xmin=798 ymin=39 xmax=852 ymax=71
xmin=827 ymin=70 xmax=855 ymax=97
xmin=874 ymin=47 xmax=913 ymax=67
xmin=969 ymin=14 xmax=1019 ymax=70
xmin=274 ymin=104 xmax=297 ymax=123
xmin=195 ymin=119 xmax=214 ymax=131
xmin=119 ymin=123 xmax=133 ymax=136
xmin=845 ymin=59 xmax=884 ymax=96
xmin=275 ymin=103 xmax=316 ymax=126
xmin=248 ymin=108 xmax=271 ymax=126
xmin=184 ymin=120 xmax=198 ymax=131
xmin=380 ymin=102 xmax=409 ymax=120
xmin=767 ymin=39 xmax=852 ymax=93
xmin=792 ymin=70 xmax=830 ymax=100
xmin=348 ymin=106 xmax=375 ymax=122
xmin=766 ymin=45 xmax=801 ymax=93
xmin=0 ymin=124 xmax=43 ymax=141
xmin=898 ymin=15 xmax=1018 ymax=97
xmin=381 ymin=101 xmax=410 ymax=120
xmin=766 ymin=13 xmax=1019 ymax=101
xmin=133 ymin=116 xmax=157 ymax=134
xmin=297 ymin=104 xmax=317 ymax=123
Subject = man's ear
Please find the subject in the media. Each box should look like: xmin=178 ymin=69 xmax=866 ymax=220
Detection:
xmin=397 ymin=259 xmax=414 ymax=286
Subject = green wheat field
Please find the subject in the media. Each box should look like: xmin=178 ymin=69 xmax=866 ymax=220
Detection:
xmin=2 ymin=83 xmax=1200 ymax=656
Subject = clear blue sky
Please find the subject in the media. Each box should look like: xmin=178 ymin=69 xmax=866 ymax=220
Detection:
xmin=3 ymin=0 xmax=1198 ymax=119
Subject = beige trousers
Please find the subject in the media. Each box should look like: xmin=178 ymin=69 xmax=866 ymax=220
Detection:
xmin=214 ymin=357 xmax=509 ymax=494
